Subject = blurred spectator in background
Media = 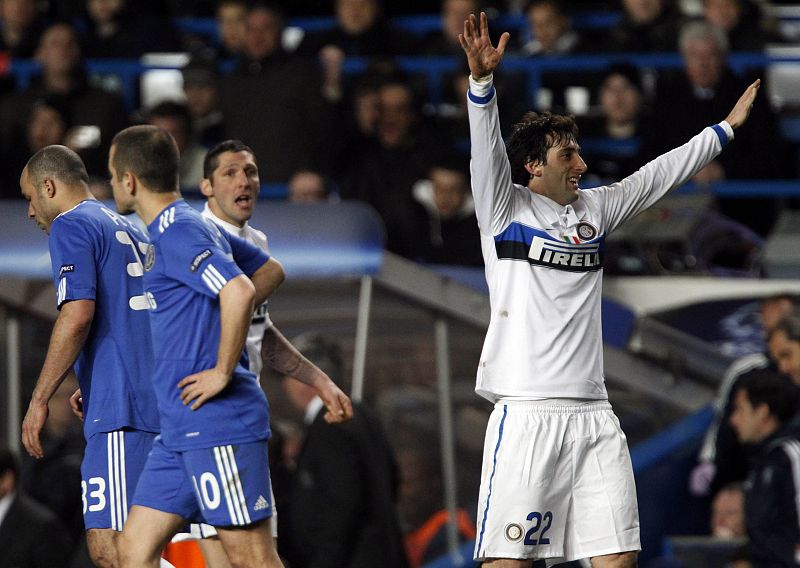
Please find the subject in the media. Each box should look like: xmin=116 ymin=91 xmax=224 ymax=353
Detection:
xmin=340 ymin=76 xmax=439 ymax=259
xmin=691 ymin=295 xmax=796 ymax=497
xmin=603 ymin=0 xmax=684 ymax=52
xmin=20 ymin=374 xmax=85 ymax=546
xmin=728 ymin=370 xmax=800 ymax=567
xmin=397 ymin=447 xmax=476 ymax=568
xmin=0 ymin=0 xmax=45 ymax=57
xmin=578 ymin=63 xmax=650 ymax=184
xmin=181 ymin=50 xmax=225 ymax=148
xmin=0 ymin=22 xmax=129 ymax=181
xmin=647 ymin=20 xmax=791 ymax=236
xmin=0 ymin=447 xmax=73 ymax=568
xmin=412 ymin=155 xmax=483 ymax=266
xmin=767 ymin=309 xmax=800 ymax=386
xmin=280 ymin=333 xmax=409 ymax=568
xmin=288 ymin=169 xmax=335 ymax=203
xmin=215 ymin=0 xmax=248 ymax=58
xmin=220 ymin=1 xmax=335 ymax=183
xmin=421 ymin=0 xmax=479 ymax=57
xmin=144 ymin=100 xmax=206 ymax=190
xmin=702 ymin=0 xmax=784 ymax=51
xmin=710 ymin=482 xmax=746 ymax=539
xmin=78 ymin=0 xmax=182 ymax=58
xmin=297 ymin=0 xmax=419 ymax=58
xmin=517 ymin=0 xmax=585 ymax=55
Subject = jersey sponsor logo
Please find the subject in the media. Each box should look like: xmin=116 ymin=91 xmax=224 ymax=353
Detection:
xmin=59 ymin=264 xmax=75 ymax=277
xmin=253 ymin=495 xmax=269 ymax=512
xmin=144 ymin=244 xmax=156 ymax=271
xmin=576 ymin=221 xmax=598 ymax=241
xmin=190 ymin=249 xmax=213 ymax=272
xmin=495 ymin=222 xmax=603 ymax=272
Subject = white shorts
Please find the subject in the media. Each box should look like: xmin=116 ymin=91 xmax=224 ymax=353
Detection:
xmin=474 ymin=399 xmax=640 ymax=564
xmin=170 ymin=474 xmax=278 ymax=541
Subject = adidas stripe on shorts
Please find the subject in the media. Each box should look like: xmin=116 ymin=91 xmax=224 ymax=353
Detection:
xmin=132 ymin=436 xmax=274 ymax=527
xmin=81 ymin=429 xmax=157 ymax=530
xmin=474 ymin=399 xmax=640 ymax=564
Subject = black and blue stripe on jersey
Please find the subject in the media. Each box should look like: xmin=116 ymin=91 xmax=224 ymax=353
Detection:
xmin=494 ymin=222 xmax=604 ymax=272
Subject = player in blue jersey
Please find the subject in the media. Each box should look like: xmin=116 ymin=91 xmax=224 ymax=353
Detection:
xmin=171 ymin=139 xmax=354 ymax=567
xmin=460 ymin=13 xmax=760 ymax=568
xmin=106 ymin=125 xmax=350 ymax=568
xmin=19 ymin=145 xmax=162 ymax=568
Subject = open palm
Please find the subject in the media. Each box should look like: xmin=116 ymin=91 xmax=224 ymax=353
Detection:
xmin=458 ymin=12 xmax=510 ymax=80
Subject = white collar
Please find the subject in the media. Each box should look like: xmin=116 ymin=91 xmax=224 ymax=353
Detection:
xmin=201 ymin=202 xmax=249 ymax=237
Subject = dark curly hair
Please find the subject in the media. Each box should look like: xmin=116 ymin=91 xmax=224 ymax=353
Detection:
xmin=506 ymin=111 xmax=579 ymax=185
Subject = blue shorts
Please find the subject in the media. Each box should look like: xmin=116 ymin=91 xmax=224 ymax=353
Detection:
xmin=81 ymin=429 xmax=157 ymax=531
xmin=132 ymin=436 xmax=273 ymax=527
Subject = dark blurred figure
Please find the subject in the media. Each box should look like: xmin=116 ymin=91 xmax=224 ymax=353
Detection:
xmin=603 ymin=0 xmax=685 ymax=52
xmin=144 ymin=100 xmax=206 ymax=190
xmin=0 ymin=0 xmax=46 ymax=57
xmin=413 ymin=155 xmax=483 ymax=266
xmin=578 ymin=63 xmax=650 ymax=184
xmin=710 ymin=482 xmax=746 ymax=540
xmin=219 ymin=2 xmax=335 ymax=183
xmin=0 ymin=447 xmax=73 ymax=568
xmin=214 ymin=0 xmax=248 ymax=58
xmin=517 ymin=0 xmax=586 ymax=55
xmin=78 ymin=0 xmax=183 ymax=57
xmin=181 ymin=51 xmax=225 ymax=148
xmin=421 ymin=0 xmax=480 ymax=57
xmin=728 ymin=371 xmax=800 ymax=568
xmin=288 ymin=169 xmax=336 ymax=203
xmin=647 ymin=20 xmax=791 ymax=236
xmin=0 ymin=22 xmax=129 ymax=183
xmin=340 ymin=76 xmax=440 ymax=259
xmin=703 ymin=0 xmax=784 ymax=51
xmin=280 ymin=333 xmax=409 ymax=568
xmin=297 ymin=0 xmax=419 ymax=58
xmin=20 ymin=374 xmax=85 ymax=546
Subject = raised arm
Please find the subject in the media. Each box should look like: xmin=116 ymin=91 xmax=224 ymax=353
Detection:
xmin=458 ymin=12 xmax=510 ymax=80
xmin=725 ymin=78 xmax=760 ymax=129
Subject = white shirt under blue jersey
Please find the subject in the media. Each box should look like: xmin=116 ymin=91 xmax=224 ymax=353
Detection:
xmin=201 ymin=203 xmax=273 ymax=377
xmin=49 ymin=200 xmax=159 ymax=438
xmin=143 ymin=200 xmax=271 ymax=450
xmin=467 ymin=75 xmax=733 ymax=402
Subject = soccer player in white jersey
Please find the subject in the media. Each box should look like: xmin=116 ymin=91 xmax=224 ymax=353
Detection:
xmin=174 ymin=139 xmax=354 ymax=567
xmin=459 ymin=13 xmax=760 ymax=567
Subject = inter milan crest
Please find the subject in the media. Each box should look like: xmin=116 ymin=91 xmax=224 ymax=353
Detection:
xmin=144 ymin=244 xmax=156 ymax=272
xmin=576 ymin=221 xmax=598 ymax=241
xmin=504 ymin=523 xmax=524 ymax=543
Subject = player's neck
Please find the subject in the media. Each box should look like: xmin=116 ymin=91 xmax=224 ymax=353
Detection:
xmin=58 ymin=188 xmax=95 ymax=215
xmin=137 ymin=190 xmax=182 ymax=225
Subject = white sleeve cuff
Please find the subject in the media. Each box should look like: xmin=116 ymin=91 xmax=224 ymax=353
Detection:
xmin=719 ymin=120 xmax=734 ymax=142
xmin=469 ymin=74 xmax=494 ymax=98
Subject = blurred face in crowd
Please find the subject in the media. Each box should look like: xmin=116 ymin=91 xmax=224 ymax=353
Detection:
xmin=761 ymin=297 xmax=794 ymax=333
xmin=710 ymin=486 xmax=745 ymax=539
xmin=184 ymin=82 xmax=218 ymax=119
xmin=377 ymin=83 xmax=415 ymax=148
xmin=336 ymin=0 xmax=379 ymax=35
xmin=442 ymin=0 xmax=476 ymax=43
xmin=683 ymin=36 xmax=725 ymax=89
xmin=599 ymin=73 xmax=642 ymax=126
xmin=245 ymin=7 xmax=282 ymax=60
xmin=202 ymin=150 xmax=259 ymax=227
xmin=87 ymin=0 xmax=123 ymax=25
xmin=217 ymin=1 xmax=247 ymax=54
xmin=27 ymin=105 xmax=66 ymax=152
xmin=704 ymin=0 xmax=742 ymax=32
xmin=147 ymin=116 xmax=188 ymax=153
xmin=354 ymin=87 xmax=380 ymax=136
xmin=20 ymin=167 xmax=57 ymax=233
xmin=528 ymin=1 xmax=569 ymax=52
xmin=36 ymin=23 xmax=81 ymax=75
xmin=288 ymin=170 xmax=327 ymax=203
xmin=431 ymin=166 xmax=469 ymax=219
xmin=729 ymin=388 xmax=772 ymax=444
xmin=768 ymin=328 xmax=800 ymax=384
xmin=1 ymin=0 xmax=36 ymax=32
xmin=623 ymin=0 xmax=663 ymax=24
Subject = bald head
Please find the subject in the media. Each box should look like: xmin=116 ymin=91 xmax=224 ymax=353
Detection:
xmin=24 ymin=144 xmax=89 ymax=189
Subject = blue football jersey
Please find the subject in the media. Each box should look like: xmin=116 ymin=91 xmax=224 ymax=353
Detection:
xmin=48 ymin=200 xmax=160 ymax=438
xmin=143 ymin=200 xmax=271 ymax=451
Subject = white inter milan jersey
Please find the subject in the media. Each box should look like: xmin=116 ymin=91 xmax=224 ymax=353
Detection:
xmin=468 ymin=75 xmax=732 ymax=402
xmin=202 ymin=203 xmax=272 ymax=376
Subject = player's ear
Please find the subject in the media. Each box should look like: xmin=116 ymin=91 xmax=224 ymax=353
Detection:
xmin=199 ymin=178 xmax=214 ymax=198
xmin=42 ymin=177 xmax=56 ymax=197
xmin=524 ymin=161 xmax=542 ymax=177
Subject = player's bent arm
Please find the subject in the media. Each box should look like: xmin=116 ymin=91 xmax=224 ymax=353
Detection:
xmin=23 ymin=299 xmax=94 ymax=457
xmin=216 ymin=274 xmax=256 ymax=376
xmin=250 ymin=257 xmax=285 ymax=307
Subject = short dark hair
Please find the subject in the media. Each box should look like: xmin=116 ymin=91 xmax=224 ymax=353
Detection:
xmin=111 ymin=125 xmax=179 ymax=193
xmin=26 ymin=144 xmax=89 ymax=187
xmin=736 ymin=370 xmax=800 ymax=425
xmin=768 ymin=308 xmax=800 ymax=343
xmin=506 ymin=111 xmax=579 ymax=185
xmin=147 ymin=100 xmax=192 ymax=132
xmin=203 ymin=139 xmax=257 ymax=179
xmin=0 ymin=447 xmax=19 ymax=478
